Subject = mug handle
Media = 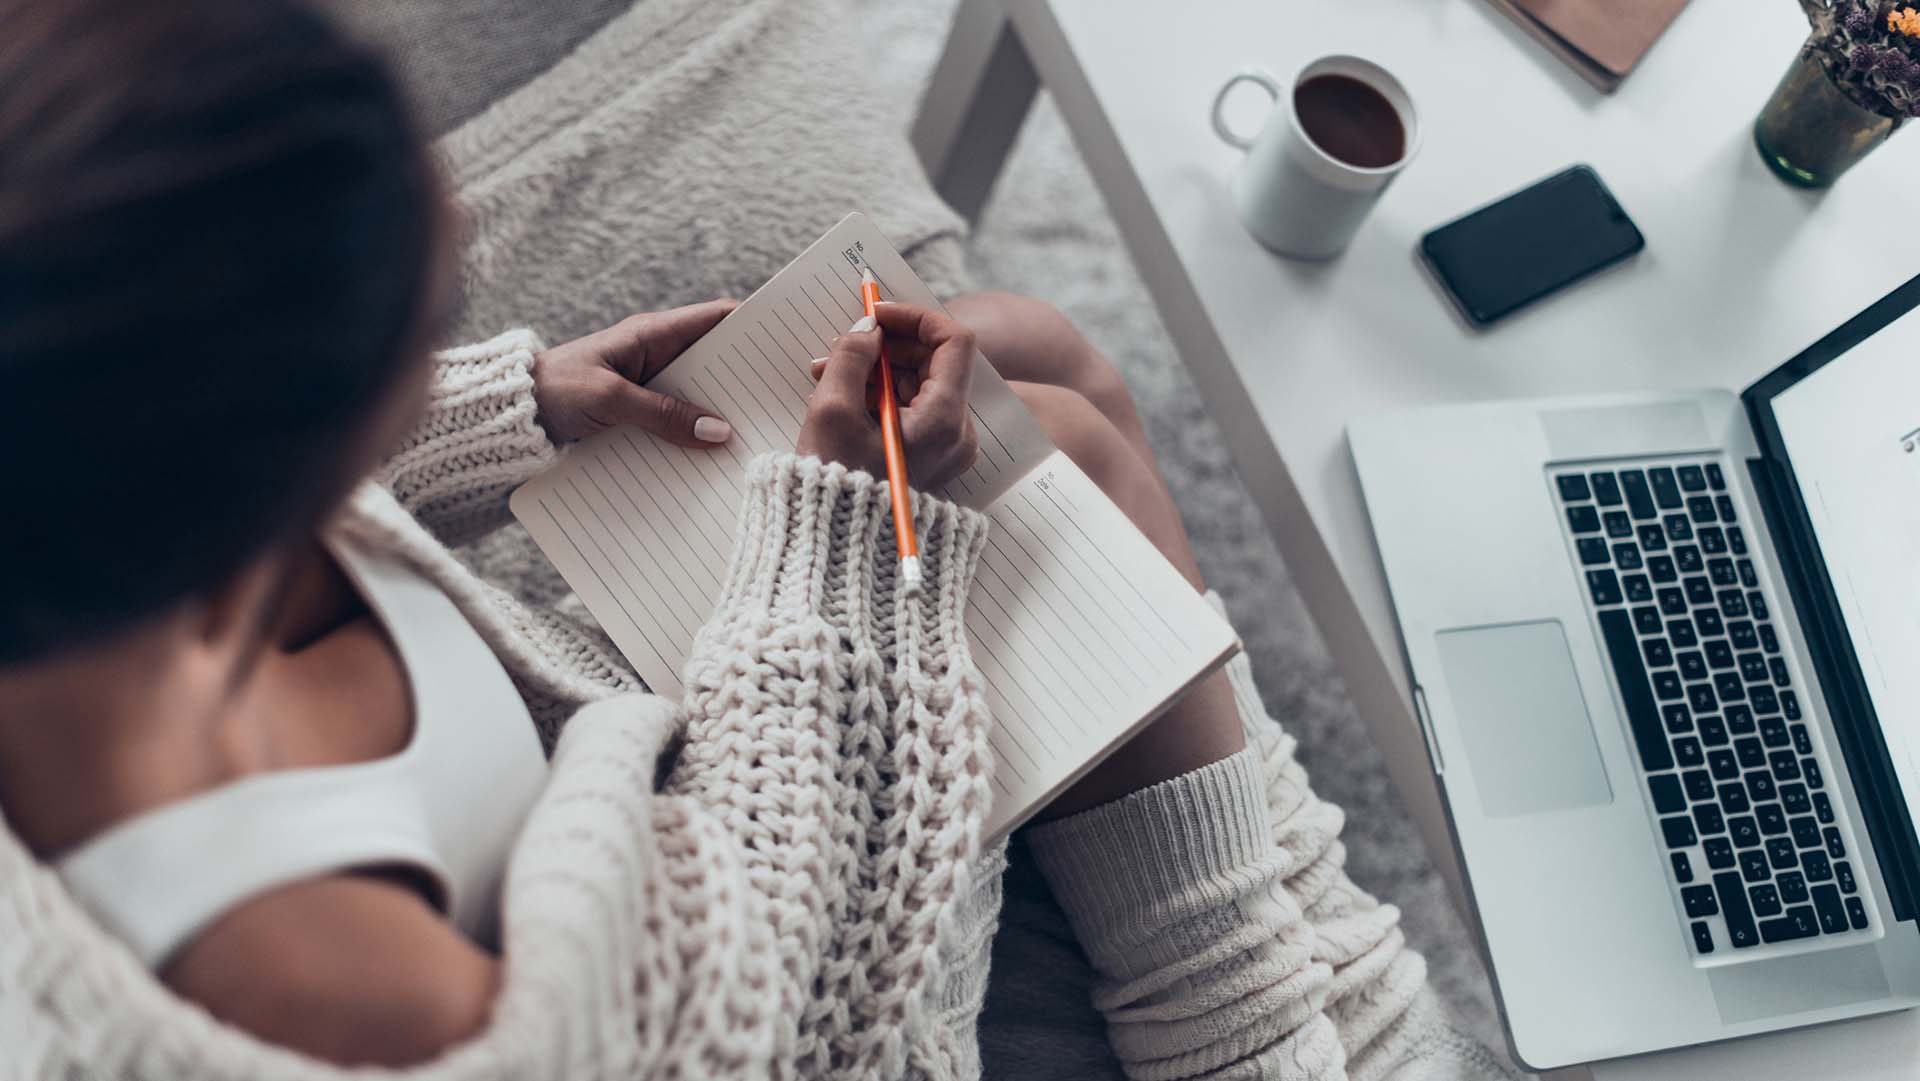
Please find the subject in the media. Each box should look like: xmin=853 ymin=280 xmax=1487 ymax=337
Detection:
xmin=1210 ymin=68 xmax=1283 ymax=151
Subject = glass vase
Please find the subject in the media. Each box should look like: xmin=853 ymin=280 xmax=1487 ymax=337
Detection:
xmin=1754 ymin=41 xmax=1904 ymax=187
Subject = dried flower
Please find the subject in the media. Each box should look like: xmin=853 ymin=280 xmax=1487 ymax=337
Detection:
xmin=1891 ymin=7 xmax=1920 ymax=36
xmin=1802 ymin=0 xmax=1920 ymax=117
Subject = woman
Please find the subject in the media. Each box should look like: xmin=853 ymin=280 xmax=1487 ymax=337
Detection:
xmin=0 ymin=0 xmax=1506 ymax=1078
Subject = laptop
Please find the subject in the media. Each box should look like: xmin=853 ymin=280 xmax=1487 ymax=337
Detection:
xmin=1348 ymin=274 xmax=1920 ymax=1070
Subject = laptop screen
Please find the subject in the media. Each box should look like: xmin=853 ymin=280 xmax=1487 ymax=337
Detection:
xmin=1771 ymin=305 xmax=1920 ymax=821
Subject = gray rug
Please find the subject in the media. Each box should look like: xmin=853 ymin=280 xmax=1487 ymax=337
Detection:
xmin=855 ymin=2 xmax=1518 ymax=1070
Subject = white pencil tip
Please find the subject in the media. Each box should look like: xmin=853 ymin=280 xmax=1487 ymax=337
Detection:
xmin=900 ymin=556 xmax=923 ymax=586
xmin=861 ymin=266 xmax=876 ymax=284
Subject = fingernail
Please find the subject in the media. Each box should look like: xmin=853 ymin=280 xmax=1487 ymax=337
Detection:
xmin=849 ymin=315 xmax=876 ymax=334
xmin=693 ymin=416 xmax=731 ymax=443
xmin=809 ymin=356 xmax=827 ymax=373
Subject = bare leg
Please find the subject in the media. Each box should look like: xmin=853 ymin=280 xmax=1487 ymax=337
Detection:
xmin=1003 ymin=379 xmax=1245 ymax=818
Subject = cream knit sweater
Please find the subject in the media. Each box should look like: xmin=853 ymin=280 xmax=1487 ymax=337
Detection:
xmin=0 ymin=332 xmax=1508 ymax=1081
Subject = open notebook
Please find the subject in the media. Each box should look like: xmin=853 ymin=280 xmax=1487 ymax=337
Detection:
xmin=511 ymin=213 xmax=1239 ymax=838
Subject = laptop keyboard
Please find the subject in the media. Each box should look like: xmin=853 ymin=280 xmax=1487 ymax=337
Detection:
xmin=1553 ymin=459 xmax=1872 ymax=959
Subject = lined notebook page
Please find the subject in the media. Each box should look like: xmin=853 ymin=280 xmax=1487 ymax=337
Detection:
xmin=512 ymin=213 xmax=1237 ymax=837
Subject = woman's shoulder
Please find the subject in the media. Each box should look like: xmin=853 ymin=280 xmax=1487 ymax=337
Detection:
xmin=164 ymin=872 xmax=499 ymax=1068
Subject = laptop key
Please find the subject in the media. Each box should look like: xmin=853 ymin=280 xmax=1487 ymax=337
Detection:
xmin=1691 ymin=920 xmax=1715 ymax=953
xmin=1759 ymin=905 xmax=1818 ymax=943
xmin=1649 ymin=774 xmax=1686 ymax=814
xmin=1684 ymin=577 xmax=1715 ymax=606
xmin=1718 ymin=783 xmax=1750 ymax=814
xmin=1739 ymin=653 xmax=1768 ymax=681
xmin=1802 ymin=849 xmax=1832 ymax=882
xmin=1707 ymin=749 xmax=1738 ymax=781
xmin=1767 ymin=837 xmax=1798 ymax=870
xmin=1734 ymin=737 xmax=1765 ymax=769
xmin=1740 ymin=849 xmax=1770 ymax=882
xmin=1700 ymin=527 xmax=1727 ymax=554
xmin=1668 ymin=619 xmax=1698 ymax=647
xmin=1658 ymin=588 xmax=1687 ymax=616
xmin=1825 ymin=827 xmax=1846 ymax=859
xmin=1780 ymin=783 xmax=1810 ymax=816
xmin=1568 ymin=505 xmax=1601 ymax=533
xmin=1672 ymin=851 xmax=1695 ymax=884
xmin=1771 ymin=657 xmax=1791 ymax=686
xmin=1684 ymin=770 xmax=1715 ymax=801
xmin=1687 ymin=684 xmax=1717 ymax=714
xmin=1729 ymin=526 xmax=1748 ymax=555
xmin=1791 ymin=724 xmax=1812 ymax=755
xmin=1706 ymin=462 xmax=1726 ymax=490
xmin=1665 ymin=514 xmax=1693 ymax=542
xmin=1650 ymin=467 xmax=1683 ymax=509
xmin=1804 ymin=758 xmax=1825 ymax=788
xmin=1653 ymin=670 xmax=1683 ymax=701
xmin=1605 ymin=510 xmax=1634 ymax=538
xmin=1778 ymin=871 xmax=1809 ymax=904
xmin=1756 ymin=802 xmax=1786 ymax=835
xmin=1704 ymin=837 xmax=1735 ymax=869
xmin=1749 ymin=882 xmax=1782 ymax=918
xmin=1729 ymin=621 xmax=1758 ymax=650
xmin=1662 ymin=815 xmax=1698 ymax=848
xmin=1719 ymin=589 xmax=1748 ymax=617
xmin=1672 ymin=737 xmax=1704 ymax=769
xmin=1708 ymin=557 xmax=1736 ymax=585
xmin=1642 ymin=640 xmax=1673 ymax=667
xmin=1633 ymin=606 xmax=1664 ymax=634
xmin=1847 ymin=896 xmax=1869 ymax=930
xmin=1697 ymin=713 xmax=1727 ymax=746
xmin=1557 ymin=475 xmax=1592 ymax=501
xmin=1681 ymin=884 xmax=1718 ymax=918
xmin=1648 ymin=555 xmax=1678 ymax=583
xmin=1769 ymin=751 xmax=1800 ymax=782
xmin=1814 ymin=791 xmax=1834 ymax=824
xmin=1751 ymin=685 xmax=1779 ymax=715
xmin=1675 ymin=545 xmax=1704 ymax=573
xmin=1597 ymin=609 xmax=1673 ymax=771
xmin=1714 ymin=672 xmax=1744 ymax=702
xmin=1577 ymin=538 xmax=1611 ymax=565
xmin=1836 ymin=861 xmax=1857 ymax=895
xmin=1725 ymin=705 xmax=1755 ymax=734
xmin=1706 ymin=639 xmax=1735 ymax=669
xmin=1714 ymin=872 xmax=1760 ymax=948
xmin=1747 ymin=772 xmax=1777 ymax=802
xmin=1640 ymin=525 xmax=1669 ymax=552
xmin=1695 ymin=610 xmax=1724 ymax=637
xmin=1749 ymin=592 xmax=1769 ymax=620
xmin=1623 ymin=574 xmax=1652 ymax=603
xmin=1620 ymin=470 xmax=1657 ymax=519
xmin=1590 ymin=472 xmax=1623 ymax=505
xmin=1662 ymin=704 xmax=1692 ymax=733
xmin=1689 ymin=495 xmax=1718 ymax=523
xmin=1728 ymin=815 xmax=1760 ymax=848
xmin=1812 ymin=885 xmax=1848 ymax=934
xmin=1616 ymin=547 xmax=1645 ymax=572
xmin=1693 ymin=803 xmax=1726 ymax=836
xmin=1782 ymin=691 xmax=1802 ymax=720
xmin=1716 ymin=495 xmax=1737 ymax=522
xmin=1588 ymin=570 xmax=1623 ymax=606
xmin=1678 ymin=465 xmax=1707 ymax=492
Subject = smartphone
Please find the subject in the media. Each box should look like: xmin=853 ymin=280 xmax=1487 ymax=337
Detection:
xmin=1420 ymin=165 xmax=1644 ymax=326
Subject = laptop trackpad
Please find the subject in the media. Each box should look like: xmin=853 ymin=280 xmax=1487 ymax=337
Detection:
xmin=1436 ymin=621 xmax=1613 ymax=817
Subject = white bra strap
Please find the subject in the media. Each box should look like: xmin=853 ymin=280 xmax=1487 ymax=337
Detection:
xmin=56 ymin=776 xmax=450 ymax=970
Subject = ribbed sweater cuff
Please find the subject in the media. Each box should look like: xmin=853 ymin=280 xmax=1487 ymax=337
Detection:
xmin=1025 ymin=748 xmax=1275 ymax=977
xmin=716 ymin=454 xmax=989 ymax=648
xmin=380 ymin=328 xmax=559 ymax=542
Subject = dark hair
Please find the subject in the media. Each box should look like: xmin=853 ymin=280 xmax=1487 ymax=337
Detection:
xmin=0 ymin=0 xmax=442 ymax=662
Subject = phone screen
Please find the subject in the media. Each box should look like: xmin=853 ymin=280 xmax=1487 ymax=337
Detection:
xmin=1420 ymin=165 xmax=1644 ymax=325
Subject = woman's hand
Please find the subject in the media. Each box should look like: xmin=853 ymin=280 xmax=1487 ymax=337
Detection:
xmin=532 ymin=299 xmax=737 ymax=446
xmin=797 ymin=303 xmax=979 ymax=489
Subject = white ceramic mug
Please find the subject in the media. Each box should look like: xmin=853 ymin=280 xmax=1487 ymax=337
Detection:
xmin=1210 ymin=56 xmax=1420 ymax=260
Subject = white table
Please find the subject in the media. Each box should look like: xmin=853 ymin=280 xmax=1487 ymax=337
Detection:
xmin=910 ymin=1 xmax=1920 ymax=1077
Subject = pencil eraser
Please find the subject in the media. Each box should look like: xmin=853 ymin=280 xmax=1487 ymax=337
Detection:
xmin=900 ymin=556 xmax=923 ymax=586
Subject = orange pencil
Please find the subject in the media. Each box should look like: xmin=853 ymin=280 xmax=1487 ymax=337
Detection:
xmin=861 ymin=267 xmax=921 ymax=585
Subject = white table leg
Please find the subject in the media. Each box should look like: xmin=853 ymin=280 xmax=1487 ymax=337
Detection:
xmin=909 ymin=0 xmax=1039 ymax=224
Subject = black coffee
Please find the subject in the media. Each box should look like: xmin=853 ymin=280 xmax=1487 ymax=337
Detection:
xmin=1293 ymin=73 xmax=1405 ymax=169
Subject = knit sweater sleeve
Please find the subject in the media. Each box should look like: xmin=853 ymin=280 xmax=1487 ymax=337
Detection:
xmin=1026 ymin=647 xmax=1513 ymax=1081
xmin=665 ymin=452 xmax=997 ymax=1079
xmin=376 ymin=328 xmax=558 ymax=546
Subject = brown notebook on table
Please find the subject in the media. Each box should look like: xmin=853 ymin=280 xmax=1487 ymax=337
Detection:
xmin=1485 ymin=0 xmax=1690 ymax=92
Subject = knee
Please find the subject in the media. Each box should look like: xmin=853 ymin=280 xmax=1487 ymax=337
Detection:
xmin=951 ymin=292 xmax=1137 ymax=420
xmin=1009 ymin=382 xmax=1146 ymax=498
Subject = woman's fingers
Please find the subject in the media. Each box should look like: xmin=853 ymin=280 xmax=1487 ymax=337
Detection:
xmin=815 ymin=318 xmax=882 ymax=408
xmin=872 ymin=301 xmax=975 ymax=405
xmin=592 ymin=378 xmax=732 ymax=447
xmin=605 ymin=298 xmax=738 ymax=380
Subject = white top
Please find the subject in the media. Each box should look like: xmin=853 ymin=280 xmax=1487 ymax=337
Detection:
xmin=55 ymin=535 xmax=548 ymax=968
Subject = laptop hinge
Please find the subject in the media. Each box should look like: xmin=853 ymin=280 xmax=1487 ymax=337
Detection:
xmin=1748 ymin=455 xmax=1920 ymax=922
